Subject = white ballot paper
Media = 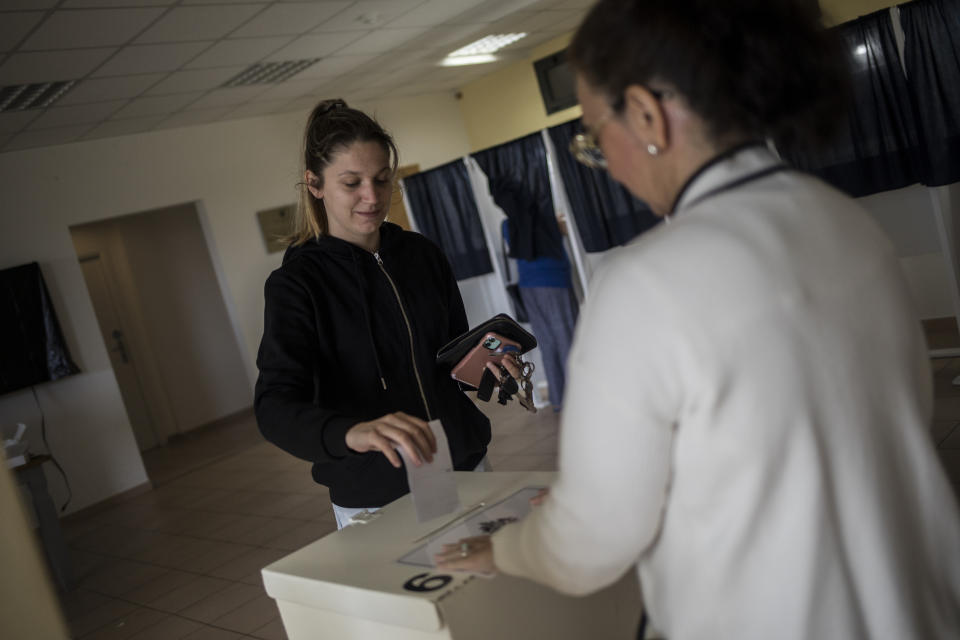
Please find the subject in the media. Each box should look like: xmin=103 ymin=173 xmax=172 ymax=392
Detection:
xmin=398 ymin=419 xmax=461 ymax=523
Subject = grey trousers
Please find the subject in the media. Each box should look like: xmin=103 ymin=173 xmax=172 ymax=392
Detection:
xmin=518 ymin=286 xmax=579 ymax=409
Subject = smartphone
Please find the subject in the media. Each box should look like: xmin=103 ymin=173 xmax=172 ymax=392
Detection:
xmin=450 ymin=332 xmax=521 ymax=388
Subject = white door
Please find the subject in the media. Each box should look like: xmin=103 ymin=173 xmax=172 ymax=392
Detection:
xmin=79 ymin=254 xmax=161 ymax=451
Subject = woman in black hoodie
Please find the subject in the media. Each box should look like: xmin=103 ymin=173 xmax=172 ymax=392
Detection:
xmin=255 ymin=99 xmax=493 ymax=528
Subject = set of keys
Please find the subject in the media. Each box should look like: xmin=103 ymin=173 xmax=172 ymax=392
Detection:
xmin=477 ymin=358 xmax=537 ymax=413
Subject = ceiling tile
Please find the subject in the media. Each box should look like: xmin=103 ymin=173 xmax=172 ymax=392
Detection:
xmin=387 ymin=0 xmax=486 ymax=28
xmin=0 ymin=12 xmax=45 ymax=53
xmin=144 ymin=66 xmax=244 ymax=95
xmin=0 ymin=0 xmax=57 ymax=9
xmin=62 ymin=1 xmax=175 ymax=6
xmin=92 ymin=42 xmax=211 ymax=76
xmin=313 ymin=0 xmax=426 ymax=33
xmin=228 ymin=98 xmax=293 ymax=118
xmin=80 ymin=114 xmax=165 ymax=139
xmin=57 ymin=73 xmax=167 ymax=105
xmin=282 ymin=95 xmax=319 ymax=113
xmin=335 ymin=27 xmax=427 ymax=56
xmin=0 ymin=109 xmax=40 ymax=133
xmin=230 ymin=2 xmax=350 ymax=38
xmin=22 ymin=8 xmax=166 ymax=50
xmin=249 ymin=78 xmax=326 ymax=101
xmin=551 ymin=0 xmax=595 ymax=9
xmin=0 ymin=48 xmax=116 ymax=85
xmin=184 ymin=85 xmax=269 ymax=110
xmin=112 ymin=92 xmax=202 ymax=119
xmin=135 ymin=4 xmax=265 ymax=44
xmin=27 ymin=99 xmax=127 ymax=129
xmin=4 ymin=124 xmax=93 ymax=152
xmin=518 ymin=9 xmax=582 ymax=33
xmin=156 ymin=106 xmax=233 ymax=129
xmin=265 ymin=31 xmax=367 ymax=61
xmin=293 ymin=55 xmax=376 ymax=79
xmin=184 ymin=36 xmax=292 ymax=69
xmin=398 ymin=25 xmax=485 ymax=52
xmin=545 ymin=12 xmax=584 ymax=33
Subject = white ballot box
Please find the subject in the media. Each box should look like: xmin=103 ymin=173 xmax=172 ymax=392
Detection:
xmin=262 ymin=471 xmax=642 ymax=640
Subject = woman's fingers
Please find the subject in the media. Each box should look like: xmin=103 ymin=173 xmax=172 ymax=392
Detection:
xmin=345 ymin=412 xmax=441 ymax=468
xmin=530 ymin=488 xmax=550 ymax=506
xmin=434 ymin=536 xmax=496 ymax=574
xmin=395 ymin=411 xmax=438 ymax=454
xmin=381 ymin=413 xmax=435 ymax=464
xmin=500 ymin=354 xmax=522 ymax=380
xmin=369 ymin=431 xmax=403 ymax=468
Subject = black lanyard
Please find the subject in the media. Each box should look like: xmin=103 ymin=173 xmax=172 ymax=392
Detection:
xmin=668 ymin=143 xmax=788 ymax=216
xmin=681 ymin=164 xmax=788 ymax=212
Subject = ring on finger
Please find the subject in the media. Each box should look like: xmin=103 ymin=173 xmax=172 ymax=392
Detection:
xmin=460 ymin=542 xmax=470 ymax=558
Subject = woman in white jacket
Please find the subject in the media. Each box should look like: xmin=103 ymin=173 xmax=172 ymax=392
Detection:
xmin=437 ymin=0 xmax=960 ymax=637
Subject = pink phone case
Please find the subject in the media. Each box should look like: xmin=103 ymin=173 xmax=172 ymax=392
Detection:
xmin=450 ymin=332 xmax=521 ymax=388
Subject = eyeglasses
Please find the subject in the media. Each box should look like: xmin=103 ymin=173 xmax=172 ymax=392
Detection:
xmin=569 ymin=109 xmax=614 ymax=169
xmin=569 ymin=88 xmax=670 ymax=170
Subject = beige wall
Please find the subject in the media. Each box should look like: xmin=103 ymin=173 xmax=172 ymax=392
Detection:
xmin=457 ymin=33 xmax=580 ymax=152
xmin=0 ymin=91 xmax=472 ymax=514
xmin=820 ymin=0 xmax=898 ymax=24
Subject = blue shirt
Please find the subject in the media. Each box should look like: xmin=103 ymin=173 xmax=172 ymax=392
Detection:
xmin=502 ymin=220 xmax=571 ymax=288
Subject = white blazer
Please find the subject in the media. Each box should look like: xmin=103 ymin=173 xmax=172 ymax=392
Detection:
xmin=493 ymin=146 xmax=960 ymax=639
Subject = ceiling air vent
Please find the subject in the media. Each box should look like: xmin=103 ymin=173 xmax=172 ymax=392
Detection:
xmin=0 ymin=81 xmax=76 ymax=112
xmin=222 ymin=59 xmax=321 ymax=87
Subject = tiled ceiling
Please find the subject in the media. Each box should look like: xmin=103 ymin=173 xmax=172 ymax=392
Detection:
xmin=0 ymin=0 xmax=593 ymax=153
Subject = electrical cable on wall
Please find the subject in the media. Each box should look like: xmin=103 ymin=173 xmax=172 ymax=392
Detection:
xmin=31 ymin=385 xmax=72 ymax=512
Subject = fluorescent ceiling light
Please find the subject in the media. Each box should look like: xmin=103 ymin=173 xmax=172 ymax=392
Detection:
xmin=0 ymin=81 xmax=76 ymax=112
xmin=440 ymin=33 xmax=527 ymax=67
xmin=222 ymin=59 xmax=321 ymax=88
xmin=448 ymin=33 xmax=527 ymax=57
xmin=440 ymin=54 xmax=498 ymax=67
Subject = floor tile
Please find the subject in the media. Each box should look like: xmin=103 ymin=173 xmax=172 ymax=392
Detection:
xmin=212 ymin=593 xmax=280 ymax=634
xmin=181 ymin=626 xmax=244 ymax=640
xmin=932 ymin=420 xmax=960 ymax=446
xmin=79 ymin=558 xmax=169 ymax=598
xmin=80 ymin=606 xmax=167 ymax=640
xmin=124 ymin=569 xmax=198 ymax=606
xmin=249 ymin=617 xmax=288 ymax=640
xmin=262 ymin=520 xmax=331 ymax=551
xmin=939 ymin=423 xmax=960 ymax=449
xmin=179 ymin=582 xmax=263 ymax=624
xmin=124 ymin=614 xmax=202 ymax=640
xmin=148 ymin=575 xmax=233 ymax=613
xmin=68 ymin=596 xmax=140 ymax=638
xmin=59 ymin=588 xmax=112 ymax=621
xmin=206 ymin=547 xmax=288 ymax=583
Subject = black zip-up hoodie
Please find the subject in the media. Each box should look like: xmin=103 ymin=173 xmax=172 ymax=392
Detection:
xmin=254 ymin=223 xmax=490 ymax=507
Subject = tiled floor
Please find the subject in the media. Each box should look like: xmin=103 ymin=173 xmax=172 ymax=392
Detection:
xmin=55 ymin=356 xmax=960 ymax=639
xmin=56 ymin=398 xmax=559 ymax=639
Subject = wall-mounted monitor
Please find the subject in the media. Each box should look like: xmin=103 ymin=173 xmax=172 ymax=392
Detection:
xmin=0 ymin=262 xmax=79 ymax=395
xmin=533 ymin=49 xmax=577 ymax=115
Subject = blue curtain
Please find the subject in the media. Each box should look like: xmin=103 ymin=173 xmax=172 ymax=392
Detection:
xmin=899 ymin=0 xmax=960 ymax=186
xmin=402 ymin=160 xmax=493 ymax=281
xmin=471 ymin=133 xmax=566 ymax=261
xmin=547 ymin=119 xmax=660 ymax=252
xmin=777 ymin=9 xmax=921 ymax=197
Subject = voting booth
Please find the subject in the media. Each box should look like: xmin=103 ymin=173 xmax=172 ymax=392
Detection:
xmin=262 ymin=471 xmax=642 ymax=639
